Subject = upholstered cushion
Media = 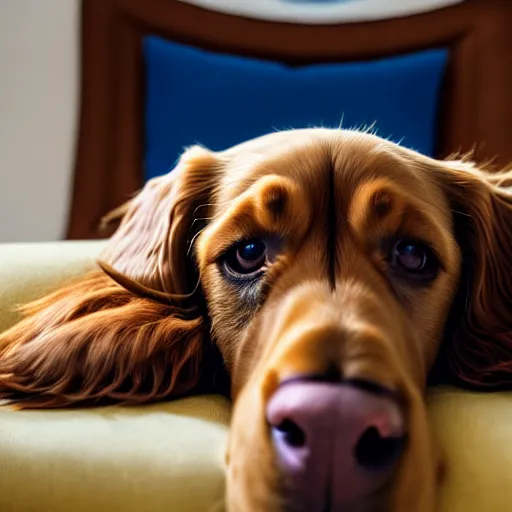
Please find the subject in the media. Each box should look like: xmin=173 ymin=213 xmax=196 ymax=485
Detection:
xmin=428 ymin=388 xmax=512 ymax=511
xmin=144 ymin=36 xmax=447 ymax=180
xmin=1 ymin=242 xmax=511 ymax=511
xmin=0 ymin=397 xmax=229 ymax=512
xmin=0 ymin=241 xmax=107 ymax=333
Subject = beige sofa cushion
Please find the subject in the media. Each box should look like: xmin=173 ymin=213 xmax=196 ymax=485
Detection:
xmin=428 ymin=388 xmax=512 ymax=511
xmin=0 ymin=241 xmax=107 ymax=333
xmin=1 ymin=241 xmax=511 ymax=511
xmin=0 ymin=397 xmax=229 ymax=512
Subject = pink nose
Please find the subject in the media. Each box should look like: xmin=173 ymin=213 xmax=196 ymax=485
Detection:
xmin=266 ymin=380 xmax=405 ymax=512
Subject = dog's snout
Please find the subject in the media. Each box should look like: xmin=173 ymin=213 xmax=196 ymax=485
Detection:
xmin=266 ymin=380 xmax=405 ymax=511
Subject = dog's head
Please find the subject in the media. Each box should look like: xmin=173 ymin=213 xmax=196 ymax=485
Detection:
xmin=98 ymin=129 xmax=512 ymax=511
xmin=3 ymin=129 xmax=512 ymax=511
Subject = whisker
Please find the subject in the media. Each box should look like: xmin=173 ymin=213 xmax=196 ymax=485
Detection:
xmin=187 ymin=265 xmax=206 ymax=299
xmin=451 ymin=209 xmax=472 ymax=219
xmin=189 ymin=216 xmax=213 ymax=232
xmin=187 ymin=228 xmax=206 ymax=257
xmin=191 ymin=203 xmax=215 ymax=217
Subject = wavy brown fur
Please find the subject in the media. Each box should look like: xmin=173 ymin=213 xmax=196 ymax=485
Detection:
xmin=436 ymin=162 xmax=512 ymax=388
xmin=0 ymin=271 xmax=204 ymax=408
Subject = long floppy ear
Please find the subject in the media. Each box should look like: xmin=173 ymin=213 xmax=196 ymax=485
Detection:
xmin=430 ymin=158 xmax=512 ymax=388
xmin=0 ymin=146 xmax=224 ymax=408
xmin=99 ymin=145 xmax=221 ymax=299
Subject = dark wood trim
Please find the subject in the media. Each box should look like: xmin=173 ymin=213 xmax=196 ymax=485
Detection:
xmin=68 ymin=0 xmax=512 ymax=240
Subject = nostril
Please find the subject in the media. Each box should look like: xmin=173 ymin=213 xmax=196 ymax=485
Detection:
xmin=273 ymin=419 xmax=306 ymax=448
xmin=354 ymin=426 xmax=406 ymax=471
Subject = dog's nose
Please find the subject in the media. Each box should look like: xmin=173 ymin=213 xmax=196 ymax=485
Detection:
xmin=266 ymin=380 xmax=405 ymax=511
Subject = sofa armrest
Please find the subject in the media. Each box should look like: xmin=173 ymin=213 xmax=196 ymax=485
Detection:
xmin=0 ymin=240 xmax=107 ymax=333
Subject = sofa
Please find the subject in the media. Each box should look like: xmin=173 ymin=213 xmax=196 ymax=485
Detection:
xmin=1 ymin=241 xmax=511 ymax=511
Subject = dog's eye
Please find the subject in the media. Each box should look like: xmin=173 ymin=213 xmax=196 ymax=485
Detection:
xmin=225 ymin=239 xmax=267 ymax=275
xmin=395 ymin=241 xmax=427 ymax=271
xmin=390 ymin=239 xmax=440 ymax=281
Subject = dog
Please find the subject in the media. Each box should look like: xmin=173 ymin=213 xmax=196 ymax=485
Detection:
xmin=1 ymin=128 xmax=512 ymax=511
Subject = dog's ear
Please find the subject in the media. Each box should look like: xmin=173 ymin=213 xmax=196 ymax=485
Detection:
xmin=430 ymin=159 xmax=512 ymax=388
xmin=100 ymin=145 xmax=221 ymax=300
xmin=0 ymin=146 xmax=224 ymax=408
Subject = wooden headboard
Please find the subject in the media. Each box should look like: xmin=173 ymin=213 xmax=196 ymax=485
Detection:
xmin=68 ymin=0 xmax=512 ymax=240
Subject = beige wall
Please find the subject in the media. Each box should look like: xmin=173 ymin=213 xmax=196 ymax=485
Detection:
xmin=0 ymin=0 xmax=79 ymax=242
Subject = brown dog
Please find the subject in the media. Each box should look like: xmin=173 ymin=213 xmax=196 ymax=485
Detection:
xmin=1 ymin=129 xmax=512 ymax=511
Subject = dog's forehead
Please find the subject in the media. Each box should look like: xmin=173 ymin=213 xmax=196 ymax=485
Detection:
xmin=216 ymin=129 xmax=436 ymax=204
xmin=221 ymin=128 xmax=383 ymax=165
xmin=223 ymin=127 xmax=383 ymax=150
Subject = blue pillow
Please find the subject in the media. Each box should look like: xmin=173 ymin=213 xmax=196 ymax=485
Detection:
xmin=144 ymin=36 xmax=447 ymax=181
